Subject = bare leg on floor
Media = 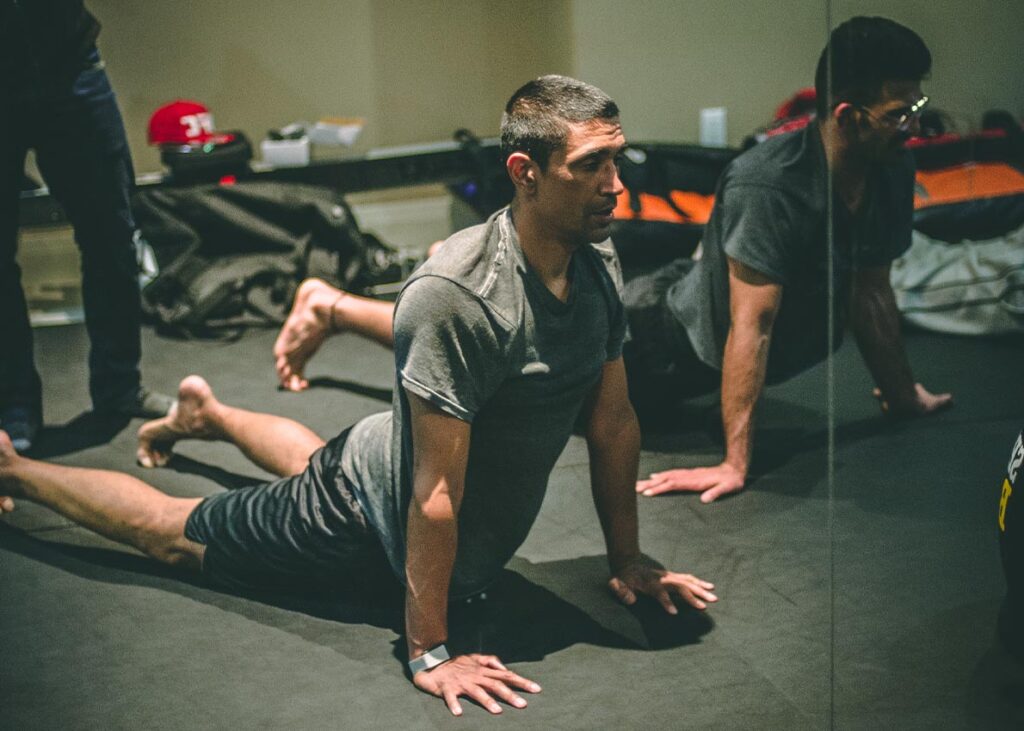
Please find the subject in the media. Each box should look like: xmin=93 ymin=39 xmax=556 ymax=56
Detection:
xmin=137 ymin=375 xmax=325 ymax=476
xmin=273 ymin=278 xmax=395 ymax=392
xmin=0 ymin=430 xmax=202 ymax=568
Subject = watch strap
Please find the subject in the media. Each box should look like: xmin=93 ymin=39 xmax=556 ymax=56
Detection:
xmin=408 ymin=644 xmax=451 ymax=674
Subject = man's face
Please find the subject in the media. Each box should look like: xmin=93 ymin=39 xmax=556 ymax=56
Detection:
xmin=532 ymin=118 xmax=626 ymax=245
xmin=853 ymin=79 xmax=926 ymax=163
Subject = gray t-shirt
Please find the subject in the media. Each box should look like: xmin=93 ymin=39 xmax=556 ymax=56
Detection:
xmin=341 ymin=208 xmax=627 ymax=597
xmin=667 ymin=123 xmax=915 ymax=383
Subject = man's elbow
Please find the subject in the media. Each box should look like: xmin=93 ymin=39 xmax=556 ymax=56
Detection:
xmin=587 ymin=404 xmax=640 ymax=449
xmin=411 ymin=487 xmax=461 ymax=525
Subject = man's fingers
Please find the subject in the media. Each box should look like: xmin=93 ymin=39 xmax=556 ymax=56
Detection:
xmin=700 ymin=481 xmax=741 ymax=504
xmin=661 ymin=574 xmax=719 ymax=610
xmin=684 ymin=583 xmax=719 ymax=604
xmin=636 ymin=477 xmax=676 ymax=494
xmin=639 ymin=476 xmax=705 ymax=496
xmin=490 ymin=668 xmax=541 ymax=693
xmin=480 ymin=678 xmax=527 ymax=709
xmin=680 ymin=589 xmax=707 ymax=610
xmin=696 ymin=585 xmax=719 ymax=602
xmin=608 ymin=576 xmax=636 ymax=605
xmin=640 ymin=480 xmax=686 ymax=497
xmin=442 ymin=689 xmax=463 ymax=717
xmin=654 ymin=588 xmax=679 ymax=615
xmin=481 ymin=655 xmax=506 ymax=671
xmin=0 ymin=497 xmax=14 ymax=513
xmin=637 ymin=473 xmax=673 ymax=490
xmin=666 ymin=583 xmax=710 ymax=610
xmin=419 ymin=656 xmax=538 ymax=716
xmin=466 ymin=684 xmax=503 ymax=715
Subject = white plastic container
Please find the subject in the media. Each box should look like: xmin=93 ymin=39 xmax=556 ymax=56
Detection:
xmin=309 ymin=118 xmax=364 ymax=147
xmin=260 ymin=136 xmax=310 ymax=167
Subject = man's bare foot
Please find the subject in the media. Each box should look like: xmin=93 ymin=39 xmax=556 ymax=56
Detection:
xmin=136 ymin=376 xmax=220 ymax=468
xmin=0 ymin=430 xmax=20 ymax=513
xmin=273 ymin=278 xmax=344 ymax=392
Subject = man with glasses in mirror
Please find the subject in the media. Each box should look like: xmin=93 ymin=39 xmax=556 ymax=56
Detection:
xmin=630 ymin=16 xmax=952 ymax=503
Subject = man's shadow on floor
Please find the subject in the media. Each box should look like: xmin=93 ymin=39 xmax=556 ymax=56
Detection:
xmin=303 ymin=376 xmax=392 ymax=403
xmin=633 ymin=395 xmax=887 ymax=501
xmin=0 ymin=522 xmax=713 ymax=671
xmin=150 ymin=439 xmax=715 ymax=661
xmin=27 ymin=410 xmax=131 ymax=460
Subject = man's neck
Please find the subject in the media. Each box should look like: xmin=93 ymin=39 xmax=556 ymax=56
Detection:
xmin=509 ymin=202 xmax=577 ymax=302
xmin=819 ymin=119 xmax=871 ymax=213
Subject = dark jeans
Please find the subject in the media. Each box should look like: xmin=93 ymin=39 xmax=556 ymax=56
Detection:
xmin=622 ymin=258 xmax=720 ymax=413
xmin=2 ymin=48 xmax=142 ymax=413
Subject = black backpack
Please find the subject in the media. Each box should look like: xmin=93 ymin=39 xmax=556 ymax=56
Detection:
xmin=132 ymin=181 xmax=401 ymax=338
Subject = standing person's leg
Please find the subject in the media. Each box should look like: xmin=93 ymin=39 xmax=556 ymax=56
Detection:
xmin=274 ymin=278 xmax=396 ymax=391
xmin=0 ymin=123 xmax=43 ymax=452
xmin=0 ymin=431 xmax=202 ymax=569
xmin=137 ymin=376 xmax=326 ymax=477
xmin=33 ymin=50 xmax=169 ymax=417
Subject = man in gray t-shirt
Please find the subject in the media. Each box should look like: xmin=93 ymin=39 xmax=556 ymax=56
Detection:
xmin=0 ymin=76 xmax=717 ymax=718
xmin=342 ymin=209 xmax=629 ymax=599
xmin=631 ymin=18 xmax=952 ymax=505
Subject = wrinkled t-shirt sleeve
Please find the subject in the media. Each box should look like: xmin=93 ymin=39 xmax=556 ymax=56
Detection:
xmin=394 ymin=276 xmax=506 ymax=423
xmin=719 ymin=183 xmax=799 ymax=286
xmin=592 ymin=240 xmax=628 ymax=359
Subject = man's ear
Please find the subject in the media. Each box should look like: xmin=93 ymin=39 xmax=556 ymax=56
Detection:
xmin=833 ymin=102 xmax=857 ymax=128
xmin=507 ymin=152 xmax=537 ymax=194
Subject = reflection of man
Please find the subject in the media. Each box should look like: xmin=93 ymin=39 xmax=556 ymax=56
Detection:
xmin=630 ymin=16 xmax=951 ymax=502
xmin=1 ymin=1 xmax=172 ymax=453
xmin=273 ymin=18 xmax=952 ymax=507
xmin=0 ymin=76 xmax=716 ymax=718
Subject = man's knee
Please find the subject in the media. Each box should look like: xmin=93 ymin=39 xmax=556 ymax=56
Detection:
xmin=148 ymin=543 xmax=200 ymax=569
xmin=144 ymin=532 xmax=203 ymax=570
xmin=136 ymin=502 xmax=204 ymax=570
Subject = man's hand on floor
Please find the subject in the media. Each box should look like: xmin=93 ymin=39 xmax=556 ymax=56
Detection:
xmin=873 ymin=382 xmax=953 ymax=417
xmin=636 ymin=462 xmax=745 ymax=503
xmin=609 ymin=553 xmax=718 ymax=612
xmin=413 ymin=654 xmax=541 ymax=717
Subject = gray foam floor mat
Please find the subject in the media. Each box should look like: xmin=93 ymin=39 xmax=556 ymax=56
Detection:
xmin=2 ymin=324 xmax=1022 ymax=729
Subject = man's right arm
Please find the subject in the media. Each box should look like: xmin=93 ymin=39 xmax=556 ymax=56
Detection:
xmin=404 ymin=392 xmax=540 ymax=717
xmin=638 ymin=257 xmax=782 ymax=503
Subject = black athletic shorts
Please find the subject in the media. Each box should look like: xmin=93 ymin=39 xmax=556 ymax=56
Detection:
xmin=622 ymin=258 xmax=720 ymax=410
xmin=184 ymin=428 xmax=393 ymax=594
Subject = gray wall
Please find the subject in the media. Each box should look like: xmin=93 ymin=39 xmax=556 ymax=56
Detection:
xmin=88 ymin=0 xmax=1023 ymax=173
xmin=90 ymin=0 xmax=572 ymax=173
xmin=574 ymin=0 xmax=1024 ymax=144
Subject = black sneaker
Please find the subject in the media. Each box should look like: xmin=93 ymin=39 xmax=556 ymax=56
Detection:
xmin=96 ymin=387 xmax=175 ymax=419
xmin=0 ymin=406 xmax=41 ymax=453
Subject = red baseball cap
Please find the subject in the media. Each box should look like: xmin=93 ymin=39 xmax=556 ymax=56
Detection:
xmin=148 ymin=100 xmax=235 ymax=146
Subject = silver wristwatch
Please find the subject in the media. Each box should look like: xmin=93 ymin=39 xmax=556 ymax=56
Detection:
xmin=408 ymin=644 xmax=451 ymax=674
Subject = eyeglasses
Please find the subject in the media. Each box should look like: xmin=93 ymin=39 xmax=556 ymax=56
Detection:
xmin=857 ymin=95 xmax=929 ymax=132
